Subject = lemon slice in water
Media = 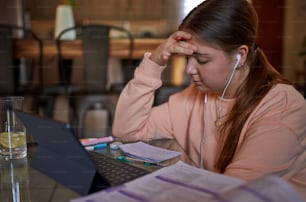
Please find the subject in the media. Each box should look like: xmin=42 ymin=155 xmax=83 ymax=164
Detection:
xmin=0 ymin=132 xmax=26 ymax=149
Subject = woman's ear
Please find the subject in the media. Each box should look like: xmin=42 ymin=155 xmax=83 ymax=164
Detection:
xmin=237 ymin=45 xmax=249 ymax=66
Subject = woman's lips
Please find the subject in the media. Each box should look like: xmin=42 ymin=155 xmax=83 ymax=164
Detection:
xmin=193 ymin=80 xmax=202 ymax=85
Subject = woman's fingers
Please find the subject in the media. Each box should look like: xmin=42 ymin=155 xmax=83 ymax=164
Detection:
xmin=149 ymin=31 xmax=197 ymax=66
xmin=172 ymin=31 xmax=193 ymax=42
xmin=171 ymin=40 xmax=197 ymax=55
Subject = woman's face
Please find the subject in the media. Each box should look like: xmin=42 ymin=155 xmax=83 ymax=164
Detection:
xmin=185 ymin=38 xmax=238 ymax=96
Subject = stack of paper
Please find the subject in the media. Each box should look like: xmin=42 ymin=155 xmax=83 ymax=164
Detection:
xmin=119 ymin=141 xmax=182 ymax=163
xmin=70 ymin=161 xmax=304 ymax=202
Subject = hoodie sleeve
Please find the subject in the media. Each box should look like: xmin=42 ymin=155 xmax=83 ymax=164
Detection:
xmin=112 ymin=53 xmax=174 ymax=141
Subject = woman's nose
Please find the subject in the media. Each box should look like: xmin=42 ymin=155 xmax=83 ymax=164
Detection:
xmin=185 ymin=58 xmax=197 ymax=75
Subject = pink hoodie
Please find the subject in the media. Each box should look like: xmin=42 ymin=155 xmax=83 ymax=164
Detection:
xmin=113 ymin=53 xmax=306 ymax=198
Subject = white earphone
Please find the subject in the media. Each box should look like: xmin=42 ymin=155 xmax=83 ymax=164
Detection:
xmin=200 ymin=54 xmax=242 ymax=168
xmin=220 ymin=54 xmax=242 ymax=98
xmin=233 ymin=54 xmax=242 ymax=70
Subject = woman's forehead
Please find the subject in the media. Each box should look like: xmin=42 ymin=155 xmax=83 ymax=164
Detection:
xmin=189 ymin=38 xmax=225 ymax=56
xmin=188 ymin=34 xmax=222 ymax=50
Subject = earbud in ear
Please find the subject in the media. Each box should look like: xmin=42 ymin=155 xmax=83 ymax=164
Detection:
xmin=236 ymin=54 xmax=241 ymax=62
xmin=233 ymin=54 xmax=241 ymax=70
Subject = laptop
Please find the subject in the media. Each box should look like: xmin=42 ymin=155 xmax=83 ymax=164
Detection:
xmin=15 ymin=111 xmax=150 ymax=196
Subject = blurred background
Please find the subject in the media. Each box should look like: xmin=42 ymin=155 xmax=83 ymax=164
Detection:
xmin=1 ymin=0 xmax=304 ymax=90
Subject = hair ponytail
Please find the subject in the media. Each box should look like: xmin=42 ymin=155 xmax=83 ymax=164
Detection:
xmin=215 ymin=46 xmax=291 ymax=173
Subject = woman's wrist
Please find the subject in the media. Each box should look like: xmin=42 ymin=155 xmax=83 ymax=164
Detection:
xmin=149 ymin=52 xmax=167 ymax=66
xmin=144 ymin=52 xmax=166 ymax=69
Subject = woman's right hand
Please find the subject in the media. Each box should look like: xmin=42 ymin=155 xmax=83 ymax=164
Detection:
xmin=149 ymin=31 xmax=198 ymax=66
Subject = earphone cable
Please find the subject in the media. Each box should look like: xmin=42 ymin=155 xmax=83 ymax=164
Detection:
xmin=200 ymin=93 xmax=208 ymax=168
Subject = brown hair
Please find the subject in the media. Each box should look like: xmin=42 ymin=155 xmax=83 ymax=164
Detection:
xmin=179 ymin=0 xmax=291 ymax=173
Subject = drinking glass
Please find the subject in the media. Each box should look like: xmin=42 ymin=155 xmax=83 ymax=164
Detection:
xmin=0 ymin=158 xmax=31 ymax=201
xmin=0 ymin=96 xmax=27 ymax=160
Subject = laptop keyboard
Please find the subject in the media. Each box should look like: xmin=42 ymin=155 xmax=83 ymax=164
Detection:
xmin=88 ymin=151 xmax=150 ymax=186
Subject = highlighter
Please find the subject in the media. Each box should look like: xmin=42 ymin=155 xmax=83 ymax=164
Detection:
xmin=85 ymin=143 xmax=107 ymax=151
xmin=81 ymin=136 xmax=114 ymax=146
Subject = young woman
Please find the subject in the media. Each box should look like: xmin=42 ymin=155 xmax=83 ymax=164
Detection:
xmin=113 ymin=0 xmax=306 ymax=197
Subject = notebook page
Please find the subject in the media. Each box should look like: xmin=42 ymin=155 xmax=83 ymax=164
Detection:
xmin=119 ymin=141 xmax=182 ymax=163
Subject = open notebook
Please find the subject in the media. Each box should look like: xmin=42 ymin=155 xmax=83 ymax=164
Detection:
xmin=15 ymin=111 xmax=149 ymax=196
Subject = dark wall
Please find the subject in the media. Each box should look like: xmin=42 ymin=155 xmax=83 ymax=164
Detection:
xmin=253 ymin=0 xmax=285 ymax=72
xmin=0 ymin=0 xmax=24 ymax=26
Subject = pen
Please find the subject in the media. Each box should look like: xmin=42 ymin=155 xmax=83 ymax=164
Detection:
xmin=85 ymin=143 xmax=107 ymax=151
xmin=116 ymin=156 xmax=159 ymax=167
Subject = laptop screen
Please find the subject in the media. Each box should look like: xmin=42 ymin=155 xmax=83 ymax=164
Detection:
xmin=15 ymin=110 xmax=109 ymax=195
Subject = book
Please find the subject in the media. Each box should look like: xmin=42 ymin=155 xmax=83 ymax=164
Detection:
xmin=70 ymin=161 xmax=304 ymax=202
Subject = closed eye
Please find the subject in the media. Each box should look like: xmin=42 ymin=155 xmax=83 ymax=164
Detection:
xmin=196 ymin=59 xmax=208 ymax=65
xmin=187 ymin=53 xmax=210 ymax=65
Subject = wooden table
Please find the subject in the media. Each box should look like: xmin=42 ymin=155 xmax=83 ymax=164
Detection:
xmin=14 ymin=38 xmax=165 ymax=59
xmin=14 ymin=37 xmax=187 ymax=86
